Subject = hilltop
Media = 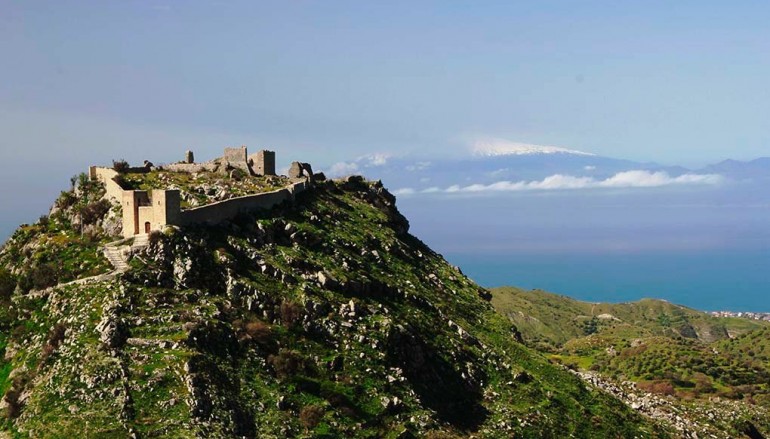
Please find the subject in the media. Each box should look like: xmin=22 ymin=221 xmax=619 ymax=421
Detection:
xmin=0 ymin=157 xmax=665 ymax=438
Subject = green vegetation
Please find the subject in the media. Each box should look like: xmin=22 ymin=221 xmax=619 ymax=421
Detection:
xmin=0 ymin=174 xmax=115 ymax=296
xmin=491 ymin=287 xmax=765 ymax=351
xmin=0 ymin=178 xmax=665 ymax=438
xmin=120 ymin=170 xmax=288 ymax=209
xmin=492 ymin=287 xmax=770 ymax=436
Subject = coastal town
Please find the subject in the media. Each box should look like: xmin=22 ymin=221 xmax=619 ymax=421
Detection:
xmin=709 ymin=310 xmax=770 ymax=321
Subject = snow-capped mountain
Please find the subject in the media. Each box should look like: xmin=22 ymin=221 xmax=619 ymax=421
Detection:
xmin=471 ymin=139 xmax=596 ymax=157
xmin=322 ymin=144 xmax=713 ymax=194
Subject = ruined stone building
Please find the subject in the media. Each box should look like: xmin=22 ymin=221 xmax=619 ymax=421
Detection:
xmin=91 ymin=147 xmax=308 ymax=238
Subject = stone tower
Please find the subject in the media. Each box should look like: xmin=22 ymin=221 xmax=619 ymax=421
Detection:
xmin=250 ymin=150 xmax=276 ymax=176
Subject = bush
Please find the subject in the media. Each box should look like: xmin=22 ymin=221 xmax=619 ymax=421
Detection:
xmin=112 ymin=159 xmax=130 ymax=173
xmin=77 ymin=172 xmax=90 ymax=190
xmin=4 ymin=375 xmax=27 ymax=419
xmin=112 ymin=174 xmax=128 ymax=189
xmin=0 ymin=268 xmax=16 ymax=302
xmin=80 ymin=199 xmax=111 ymax=225
xmin=229 ymin=168 xmax=247 ymax=181
xmin=268 ymin=349 xmax=304 ymax=379
xmin=30 ymin=263 xmax=58 ymax=290
xmin=39 ymin=323 xmax=67 ymax=365
xmin=299 ymin=404 xmax=324 ymax=430
xmin=243 ymin=320 xmax=272 ymax=345
xmin=638 ymin=380 xmax=675 ymax=396
xmin=280 ymin=300 xmax=303 ymax=328
xmin=148 ymin=230 xmax=163 ymax=247
xmin=56 ymin=191 xmax=77 ymax=209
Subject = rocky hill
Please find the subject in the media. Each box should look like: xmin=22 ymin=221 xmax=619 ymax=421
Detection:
xmin=0 ymin=174 xmax=665 ymax=437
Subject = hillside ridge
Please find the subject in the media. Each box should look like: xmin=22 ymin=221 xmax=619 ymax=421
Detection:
xmin=0 ymin=168 xmax=663 ymax=437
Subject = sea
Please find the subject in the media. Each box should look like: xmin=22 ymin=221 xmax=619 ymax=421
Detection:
xmin=445 ymin=249 xmax=770 ymax=313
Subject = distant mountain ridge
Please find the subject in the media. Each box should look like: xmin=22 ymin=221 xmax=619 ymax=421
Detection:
xmin=324 ymin=147 xmax=768 ymax=193
xmin=470 ymin=140 xmax=596 ymax=157
xmin=701 ymin=157 xmax=770 ymax=179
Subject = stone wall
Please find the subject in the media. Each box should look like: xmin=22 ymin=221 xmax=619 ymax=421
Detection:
xmin=162 ymin=163 xmax=219 ymax=173
xmin=223 ymin=146 xmax=248 ymax=163
xmin=90 ymin=167 xmax=125 ymax=203
xmin=180 ymin=181 xmax=308 ymax=226
xmin=92 ymin=161 xmax=310 ymax=238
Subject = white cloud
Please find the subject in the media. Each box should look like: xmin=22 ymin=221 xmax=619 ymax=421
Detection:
xmin=392 ymin=188 xmax=415 ymax=195
xmin=366 ymin=153 xmax=389 ymax=167
xmin=328 ymin=161 xmax=359 ymax=177
xmin=597 ymin=170 xmax=723 ymax=188
xmin=326 ymin=152 xmax=390 ymax=177
xmin=406 ymin=161 xmax=431 ymax=171
xmin=392 ymin=170 xmax=724 ymax=196
xmin=584 ymin=165 xmax=596 ymax=171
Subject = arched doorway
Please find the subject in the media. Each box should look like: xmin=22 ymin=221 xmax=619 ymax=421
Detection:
xmin=144 ymin=222 xmax=151 ymax=233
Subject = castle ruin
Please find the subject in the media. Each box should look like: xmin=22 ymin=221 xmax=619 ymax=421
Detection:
xmin=91 ymin=146 xmax=309 ymax=238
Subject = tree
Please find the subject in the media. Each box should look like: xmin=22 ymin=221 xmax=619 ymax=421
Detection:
xmin=112 ymin=159 xmax=130 ymax=173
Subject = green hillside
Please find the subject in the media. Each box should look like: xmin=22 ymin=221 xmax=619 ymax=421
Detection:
xmin=491 ymin=287 xmax=764 ymax=351
xmin=0 ymin=175 xmax=665 ymax=438
xmin=491 ymin=287 xmax=770 ymax=437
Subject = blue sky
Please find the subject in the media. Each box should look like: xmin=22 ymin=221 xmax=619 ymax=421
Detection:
xmin=1 ymin=1 xmax=770 ymax=240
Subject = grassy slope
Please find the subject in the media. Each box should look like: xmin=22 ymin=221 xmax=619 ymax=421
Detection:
xmin=0 ymin=179 xmax=665 ymax=438
xmin=491 ymin=287 xmax=765 ymax=351
xmin=491 ymin=287 xmax=770 ymax=436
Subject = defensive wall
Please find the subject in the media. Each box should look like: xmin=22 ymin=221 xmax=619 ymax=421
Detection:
xmin=162 ymin=163 xmax=219 ymax=173
xmin=91 ymin=147 xmax=305 ymax=237
xmin=180 ymin=180 xmax=308 ymax=226
xmin=90 ymin=165 xmax=309 ymax=237
xmin=89 ymin=166 xmax=125 ymax=203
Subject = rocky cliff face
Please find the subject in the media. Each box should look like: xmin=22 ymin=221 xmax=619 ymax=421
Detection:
xmin=0 ymin=177 xmax=663 ymax=438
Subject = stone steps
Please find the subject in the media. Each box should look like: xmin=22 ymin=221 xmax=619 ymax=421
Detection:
xmin=102 ymin=234 xmax=151 ymax=273
xmin=103 ymin=246 xmax=130 ymax=272
xmin=132 ymin=234 xmax=149 ymax=248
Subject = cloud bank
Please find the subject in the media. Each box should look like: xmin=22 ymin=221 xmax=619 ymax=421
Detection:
xmin=392 ymin=170 xmax=724 ymax=196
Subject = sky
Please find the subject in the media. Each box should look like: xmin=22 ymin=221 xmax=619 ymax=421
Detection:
xmin=1 ymin=1 xmax=770 ymax=241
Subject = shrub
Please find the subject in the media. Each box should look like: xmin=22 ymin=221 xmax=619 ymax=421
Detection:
xmin=280 ymin=300 xmax=303 ymax=328
xmin=0 ymin=269 xmax=16 ymax=302
xmin=638 ymin=380 xmax=675 ymax=396
xmin=243 ymin=320 xmax=272 ymax=345
xmin=81 ymin=199 xmax=111 ymax=225
xmin=30 ymin=263 xmax=58 ymax=290
xmin=147 ymin=230 xmax=163 ymax=247
xmin=112 ymin=159 xmax=130 ymax=173
xmin=4 ymin=387 xmax=22 ymax=419
xmin=229 ymin=168 xmax=247 ymax=181
xmin=112 ymin=174 xmax=128 ymax=189
xmin=77 ymin=172 xmax=90 ymax=190
xmin=56 ymin=191 xmax=77 ymax=209
xmin=39 ymin=323 xmax=67 ymax=365
xmin=4 ymin=375 xmax=27 ymax=419
xmin=268 ymin=349 xmax=304 ymax=379
xmin=299 ymin=404 xmax=324 ymax=430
